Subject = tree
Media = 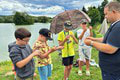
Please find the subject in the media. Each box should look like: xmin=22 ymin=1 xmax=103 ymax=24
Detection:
xmin=0 ymin=17 xmax=4 ymax=23
xmin=13 ymin=12 xmax=34 ymax=25
xmin=38 ymin=16 xmax=49 ymax=23
xmin=87 ymin=7 xmax=101 ymax=27
xmin=82 ymin=6 xmax=87 ymax=13
xmin=117 ymin=0 xmax=120 ymax=2
xmin=4 ymin=16 xmax=13 ymax=23
xmin=98 ymin=0 xmax=108 ymax=23
xmin=0 ymin=16 xmax=14 ymax=23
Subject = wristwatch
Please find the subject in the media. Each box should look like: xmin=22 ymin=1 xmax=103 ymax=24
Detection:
xmin=90 ymin=41 xmax=94 ymax=46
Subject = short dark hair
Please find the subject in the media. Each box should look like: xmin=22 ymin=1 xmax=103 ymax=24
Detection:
xmin=39 ymin=28 xmax=53 ymax=40
xmin=105 ymin=2 xmax=120 ymax=12
xmin=15 ymin=28 xmax=31 ymax=39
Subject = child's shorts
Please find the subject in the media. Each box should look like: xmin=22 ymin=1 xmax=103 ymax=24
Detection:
xmin=16 ymin=75 xmax=33 ymax=80
xmin=62 ymin=56 xmax=74 ymax=66
xmin=38 ymin=64 xmax=52 ymax=80
xmin=78 ymin=46 xmax=92 ymax=61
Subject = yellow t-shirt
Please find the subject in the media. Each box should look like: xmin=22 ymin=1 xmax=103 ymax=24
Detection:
xmin=32 ymin=40 xmax=52 ymax=67
xmin=58 ymin=30 xmax=75 ymax=58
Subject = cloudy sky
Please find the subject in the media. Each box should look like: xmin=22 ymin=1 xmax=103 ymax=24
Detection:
xmin=0 ymin=0 xmax=112 ymax=17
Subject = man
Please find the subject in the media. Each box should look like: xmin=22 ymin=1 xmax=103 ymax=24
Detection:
xmin=77 ymin=19 xmax=93 ymax=76
xmin=84 ymin=2 xmax=120 ymax=80
xmin=58 ymin=21 xmax=78 ymax=80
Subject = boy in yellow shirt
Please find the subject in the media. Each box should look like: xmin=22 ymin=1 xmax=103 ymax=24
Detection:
xmin=58 ymin=21 xmax=78 ymax=80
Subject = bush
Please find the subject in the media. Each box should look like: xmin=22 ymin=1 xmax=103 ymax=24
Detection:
xmin=13 ymin=12 xmax=34 ymax=25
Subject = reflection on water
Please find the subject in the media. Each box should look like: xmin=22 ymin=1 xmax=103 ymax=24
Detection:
xmin=0 ymin=23 xmax=58 ymax=62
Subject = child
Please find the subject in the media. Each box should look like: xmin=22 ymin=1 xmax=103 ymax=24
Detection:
xmin=77 ymin=19 xmax=93 ymax=76
xmin=8 ymin=28 xmax=40 ymax=80
xmin=58 ymin=21 xmax=78 ymax=80
xmin=33 ymin=28 xmax=63 ymax=80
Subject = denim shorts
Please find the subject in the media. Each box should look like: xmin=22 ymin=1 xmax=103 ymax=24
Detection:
xmin=38 ymin=64 xmax=52 ymax=80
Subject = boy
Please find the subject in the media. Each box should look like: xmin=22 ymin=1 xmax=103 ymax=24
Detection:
xmin=33 ymin=28 xmax=63 ymax=80
xmin=8 ymin=28 xmax=40 ymax=80
xmin=77 ymin=19 xmax=93 ymax=76
xmin=58 ymin=21 xmax=78 ymax=80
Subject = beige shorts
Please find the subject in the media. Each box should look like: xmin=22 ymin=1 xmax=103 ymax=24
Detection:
xmin=78 ymin=46 xmax=92 ymax=61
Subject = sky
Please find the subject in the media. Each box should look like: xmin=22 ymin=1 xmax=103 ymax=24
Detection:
xmin=0 ymin=0 xmax=112 ymax=17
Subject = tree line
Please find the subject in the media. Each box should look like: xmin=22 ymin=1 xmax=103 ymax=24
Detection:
xmin=0 ymin=0 xmax=119 ymax=25
xmin=0 ymin=12 xmax=52 ymax=25
xmin=83 ymin=0 xmax=119 ymax=27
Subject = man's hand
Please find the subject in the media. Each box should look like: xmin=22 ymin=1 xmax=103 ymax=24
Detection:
xmin=86 ymin=37 xmax=95 ymax=41
xmin=84 ymin=38 xmax=92 ymax=46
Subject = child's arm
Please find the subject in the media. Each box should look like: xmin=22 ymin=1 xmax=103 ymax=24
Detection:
xmin=89 ymin=26 xmax=93 ymax=37
xmin=78 ymin=28 xmax=87 ymax=40
xmin=39 ymin=46 xmax=64 ymax=59
xmin=16 ymin=50 xmax=40 ymax=68
xmin=70 ymin=34 xmax=78 ymax=44
xmin=58 ymin=35 xmax=70 ymax=46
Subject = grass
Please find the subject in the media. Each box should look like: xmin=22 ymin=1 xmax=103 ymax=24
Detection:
xmin=0 ymin=47 xmax=102 ymax=80
xmin=0 ymin=25 xmax=103 ymax=80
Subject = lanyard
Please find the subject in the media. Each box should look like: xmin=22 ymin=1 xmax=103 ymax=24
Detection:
xmin=64 ymin=31 xmax=70 ymax=45
xmin=64 ymin=31 xmax=70 ymax=56
xmin=64 ymin=31 xmax=69 ymax=36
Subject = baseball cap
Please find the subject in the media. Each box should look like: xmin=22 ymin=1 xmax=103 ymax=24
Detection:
xmin=39 ymin=28 xmax=53 ymax=40
xmin=64 ymin=21 xmax=72 ymax=30
xmin=81 ymin=19 xmax=87 ymax=24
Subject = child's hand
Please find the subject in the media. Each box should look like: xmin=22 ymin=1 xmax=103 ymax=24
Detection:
xmin=56 ymin=46 xmax=64 ymax=50
xmin=83 ymin=27 xmax=87 ymax=32
xmin=89 ymin=26 xmax=92 ymax=30
xmin=64 ymin=35 xmax=70 ymax=42
xmin=49 ymin=47 xmax=57 ymax=52
xmin=33 ymin=50 xmax=41 ymax=56
xmin=70 ymin=34 xmax=74 ymax=38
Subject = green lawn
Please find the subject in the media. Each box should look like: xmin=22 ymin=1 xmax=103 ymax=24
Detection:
xmin=0 ymin=47 xmax=102 ymax=80
xmin=0 ymin=26 xmax=103 ymax=80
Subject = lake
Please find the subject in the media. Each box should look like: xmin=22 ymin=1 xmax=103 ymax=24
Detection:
xmin=0 ymin=23 xmax=59 ymax=62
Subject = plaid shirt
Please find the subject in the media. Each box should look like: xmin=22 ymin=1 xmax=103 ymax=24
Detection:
xmin=33 ymin=40 xmax=52 ymax=67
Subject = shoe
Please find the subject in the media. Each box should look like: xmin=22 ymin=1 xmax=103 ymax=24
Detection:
xmin=78 ymin=70 xmax=82 ymax=76
xmin=66 ymin=78 xmax=69 ymax=80
xmin=86 ymin=70 xmax=90 ymax=76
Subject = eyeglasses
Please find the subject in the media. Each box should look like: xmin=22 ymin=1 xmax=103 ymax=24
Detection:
xmin=22 ymin=39 xmax=30 ymax=42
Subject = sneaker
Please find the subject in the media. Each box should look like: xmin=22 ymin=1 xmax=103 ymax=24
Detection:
xmin=78 ymin=70 xmax=82 ymax=76
xmin=86 ymin=70 xmax=90 ymax=76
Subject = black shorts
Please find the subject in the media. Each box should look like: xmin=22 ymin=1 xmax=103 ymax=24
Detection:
xmin=62 ymin=56 xmax=74 ymax=66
